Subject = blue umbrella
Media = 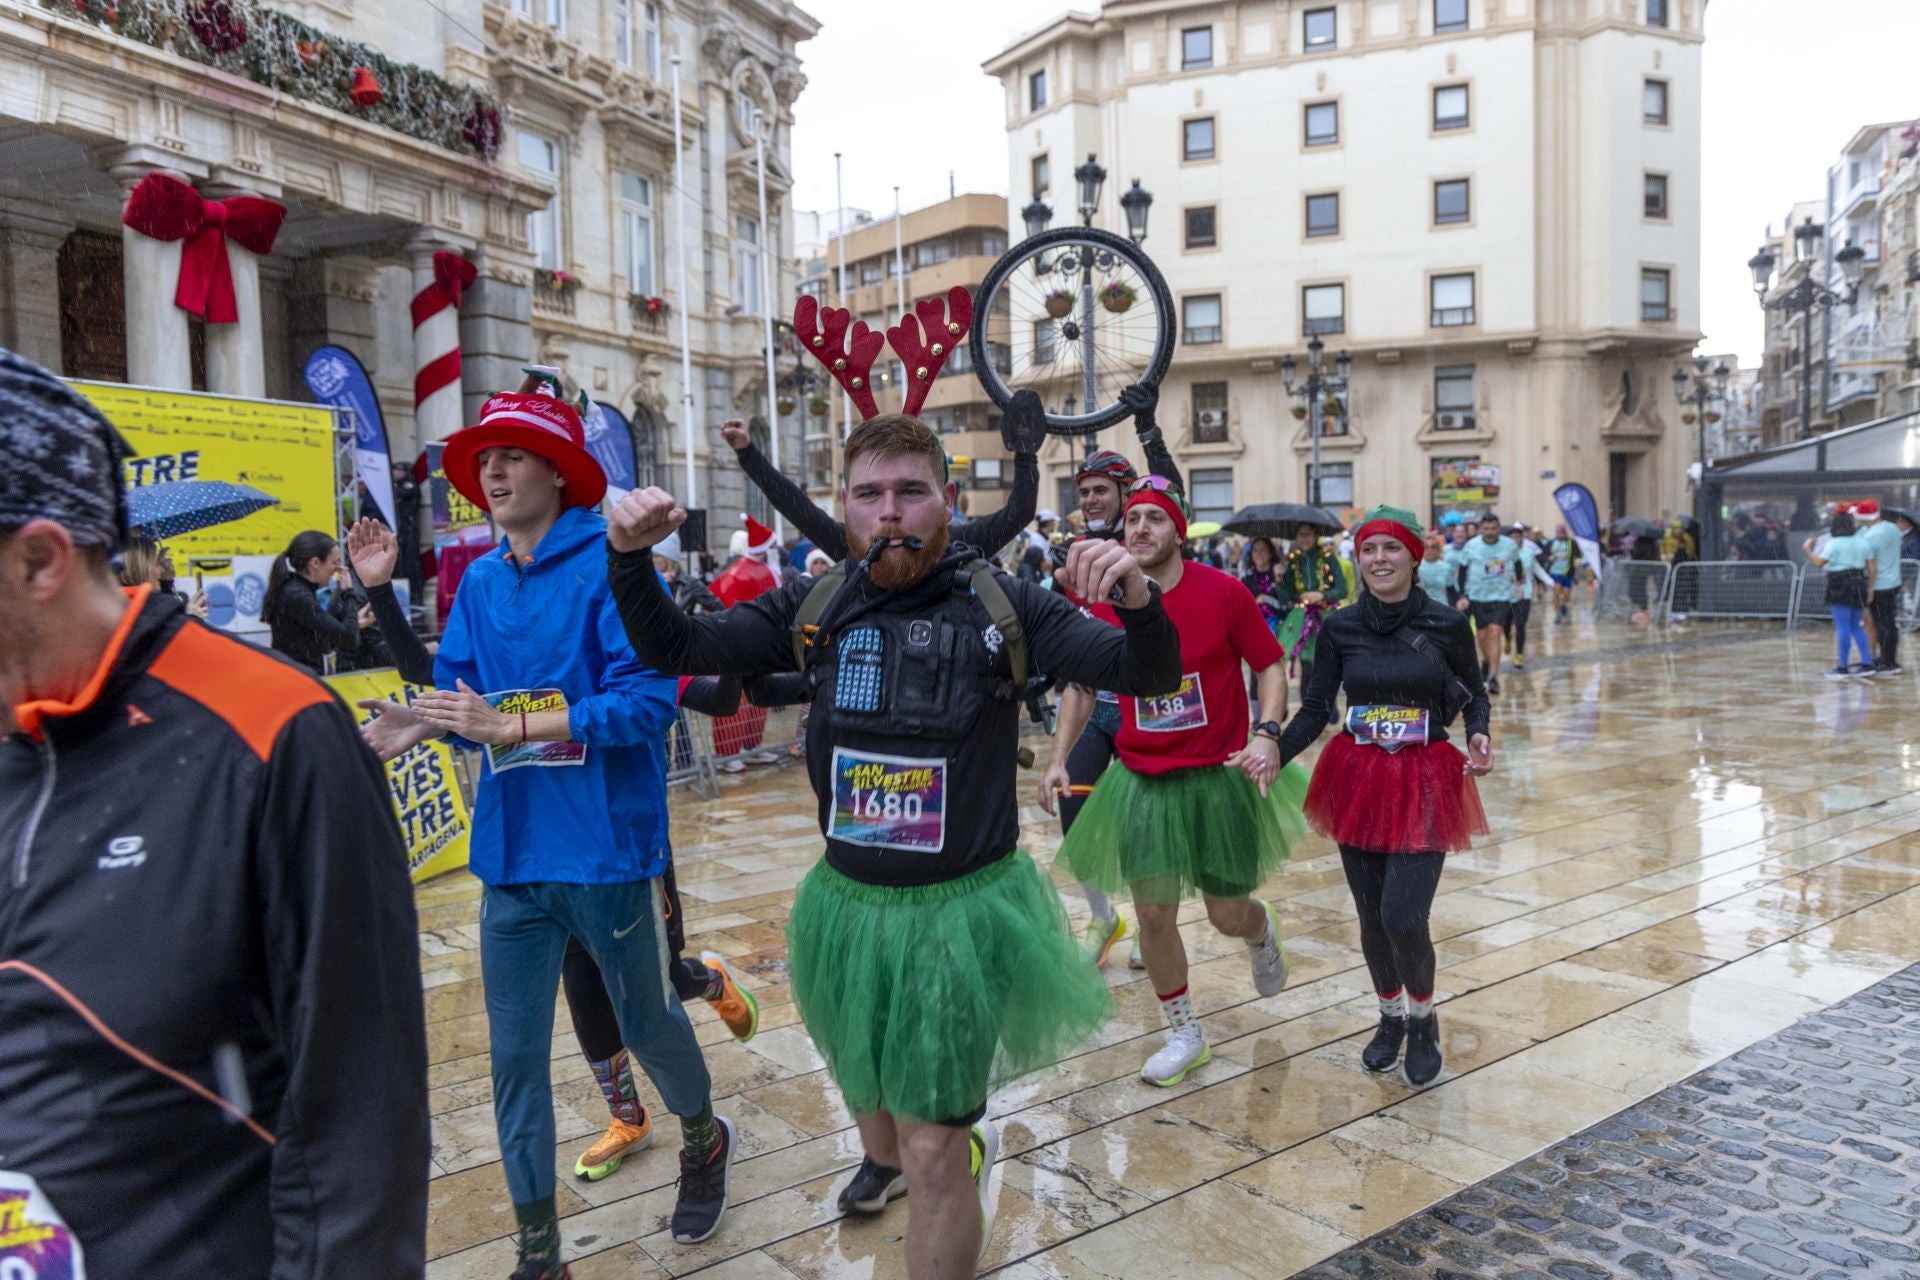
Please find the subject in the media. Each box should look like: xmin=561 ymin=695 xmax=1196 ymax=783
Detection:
xmin=127 ymin=480 xmax=281 ymax=540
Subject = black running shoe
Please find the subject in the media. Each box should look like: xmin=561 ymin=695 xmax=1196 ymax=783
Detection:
xmin=1361 ymin=1014 xmax=1408 ymax=1073
xmin=671 ymin=1116 xmax=735 ymax=1244
xmin=837 ymin=1156 xmax=907 ymax=1214
xmin=1487 ymin=676 xmax=1501 ymax=696
xmin=1404 ymin=1012 xmax=1444 ymax=1087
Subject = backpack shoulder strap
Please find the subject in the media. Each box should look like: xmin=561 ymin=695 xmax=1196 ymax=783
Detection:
xmin=790 ymin=563 xmax=850 ymax=670
xmin=958 ymin=560 xmax=1028 ymax=690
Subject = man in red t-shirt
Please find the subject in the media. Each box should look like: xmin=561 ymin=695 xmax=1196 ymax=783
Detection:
xmin=1053 ymin=479 xmax=1308 ymax=1086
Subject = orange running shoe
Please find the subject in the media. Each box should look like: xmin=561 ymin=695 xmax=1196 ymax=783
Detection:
xmin=700 ymin=950 xmax=760 ymax=1043
xmin=573 ymin=1110 xmax=651 ymax=1181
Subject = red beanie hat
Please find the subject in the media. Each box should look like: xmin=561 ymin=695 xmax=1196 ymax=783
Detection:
xmin=1125 ymin=487 xmax=1189 ymax=541
xmin=1352 ymin=503 xmax=1425 ymax=561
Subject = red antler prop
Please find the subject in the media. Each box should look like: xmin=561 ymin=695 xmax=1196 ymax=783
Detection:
xmin=793 ymin=295 xmax=884 ymax=419
xmin=886 ymin=286 xmax=975 ymax=416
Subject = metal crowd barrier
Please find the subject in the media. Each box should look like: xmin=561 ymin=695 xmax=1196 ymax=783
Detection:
xmin=1594 ymin=561 xmax=1672 ymax=621
xmin=666 ymin=707 xmax=720 ymax=799
xmin=1665 ymin=561 xmax=1801 ymax=623
xmin=1777 ymin=557 xmax=1916 ymax=631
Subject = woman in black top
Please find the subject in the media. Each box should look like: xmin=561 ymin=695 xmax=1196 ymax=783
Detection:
xmin=260 ymin=529 xmax=365 ymax=672
xmin=1274 ymin=504 xmax=1493 ymax=1088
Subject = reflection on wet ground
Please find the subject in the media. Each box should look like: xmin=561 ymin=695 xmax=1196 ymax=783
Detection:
xmin=419 ymin=621 xmax=1920 ymax=1278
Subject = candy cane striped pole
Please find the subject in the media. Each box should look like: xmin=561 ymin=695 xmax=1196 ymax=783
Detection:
xmin=409 ymin=245 xmax=476 ymax=443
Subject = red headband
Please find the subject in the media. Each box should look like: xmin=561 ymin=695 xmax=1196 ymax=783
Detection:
xmin=1354 ymin=518 xmax=1424 ymax=562
xmin=1126 ymin=489 xmax=1188 ymax=541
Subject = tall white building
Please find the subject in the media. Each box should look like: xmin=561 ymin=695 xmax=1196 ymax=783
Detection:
xmin=0 ymin=0 xmax=816 ymax=551
xmin=984 ymin=0 xmax=1704 ymax=527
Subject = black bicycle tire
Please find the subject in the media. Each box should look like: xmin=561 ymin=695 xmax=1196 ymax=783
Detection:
xmin=968 ymin=226 xmax=1176 ymax=435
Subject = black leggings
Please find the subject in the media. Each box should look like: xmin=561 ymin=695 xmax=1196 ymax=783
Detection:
xmin=1512 ymin=599 xmax=1532 ymax=656
xmin=561 ymin=864 xmax=711 ymax=1061
xmin=1338 ymin=846 xmax=1445 ymax=999
xmin=1058 ymin=704 xmax=1119 ymax=835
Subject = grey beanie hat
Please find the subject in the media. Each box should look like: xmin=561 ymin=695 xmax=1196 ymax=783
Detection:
xmin=0 ymin=348 xmax=132 ymax=548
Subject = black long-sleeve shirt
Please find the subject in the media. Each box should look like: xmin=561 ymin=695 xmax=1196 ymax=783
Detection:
xmin=265 ymin=577 xmax=360 ymax=673
xmin=1275 ymin=591 xmax=1490 ymax=765
xmin=0 ymin=593 xmax=428 ymax=1277
xmin=734 ymin=441 xmax=1039 ymax=562
xmin=607 ymin=546 xmax=1180 ymax=885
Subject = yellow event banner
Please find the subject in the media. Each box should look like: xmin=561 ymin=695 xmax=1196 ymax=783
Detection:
xmin=324 ymin=670 xmax=473 ymax=885
xmin=68 ymin=380 xmax=339 ymax=559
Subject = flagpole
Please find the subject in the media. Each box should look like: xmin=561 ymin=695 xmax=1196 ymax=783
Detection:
xmin=893 ymin=185 xmax=906 ymax=320
xmin=671 ymin=56 xmax=697 ymax=511
xmin=754 ymin=109 xmax=782 ymax=548
xmin=835 ymin=151 xmax=850 ymax=443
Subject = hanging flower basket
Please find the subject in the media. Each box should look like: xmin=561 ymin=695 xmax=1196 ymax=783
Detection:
xmin=809 ymin=395 xmax=830 ymax=416
xmin=1291 ymin=404 xmax=1308 ymax=420
xmin=1100 ymin=281 xmax=1137 ymax=314
xmin=1704 ymin=410 xmax=1722 ymax=424
xmin=777 ymin=395 xmax=797 ymax=415
xmin=1043 ymin=289 xmax=1075 ymax=319
xmin=1681 ymin=410 xmax=1697 ymax=425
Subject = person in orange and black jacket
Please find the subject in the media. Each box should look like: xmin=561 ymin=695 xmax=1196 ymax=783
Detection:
xmin=0 ymin=350 xmax=428 ymax=1279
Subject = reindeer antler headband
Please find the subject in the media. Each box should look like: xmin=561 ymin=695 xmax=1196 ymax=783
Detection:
xmin=793 ymin=286 xmax=975 ymax=419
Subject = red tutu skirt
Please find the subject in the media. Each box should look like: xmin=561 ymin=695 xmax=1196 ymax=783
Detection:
xmin=1303 ymin=733 xmax=1488 ymax=853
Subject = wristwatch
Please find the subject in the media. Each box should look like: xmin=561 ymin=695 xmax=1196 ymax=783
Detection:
xmin=1253 ymin=720 xmax=1283 ymax=741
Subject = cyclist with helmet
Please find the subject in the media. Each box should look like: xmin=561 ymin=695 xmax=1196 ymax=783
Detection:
xmin=1039 ymin=383 xmax=1183 ymax=970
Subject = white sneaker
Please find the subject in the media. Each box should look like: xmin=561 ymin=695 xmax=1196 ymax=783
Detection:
xmin=1128 ymin=934 xmax=1146 ymax=970
xmin=971 ymin=1121 xmax=1000 ymax=1265
xmin=1141 ymin=1023 xmax=1210 ymax=1086
xmin=1248 ymin=900 xmax=1290 ymax=997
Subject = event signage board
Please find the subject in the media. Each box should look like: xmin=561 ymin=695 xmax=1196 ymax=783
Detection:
xmin=323 ymin=670 xmax=473 ymax=884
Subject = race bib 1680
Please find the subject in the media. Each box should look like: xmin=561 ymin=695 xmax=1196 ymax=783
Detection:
xmin=828 ymin=748 xmax=947 ymax=853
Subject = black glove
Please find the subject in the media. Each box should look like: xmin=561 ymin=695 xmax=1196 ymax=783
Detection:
xmin=1119 ymin=382 xmax=1160 ymax=439
xmin=1001 ymin=388 xmax=1048 ymax=456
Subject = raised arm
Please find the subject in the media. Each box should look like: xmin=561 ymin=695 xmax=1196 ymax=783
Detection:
xmin=725 ymin=420 xmax=849 ymax=560
xmin=952 ymin=389 xmax=1044 ymax=552
xmin=1120 ymin=383 xmax=1183 ymax=490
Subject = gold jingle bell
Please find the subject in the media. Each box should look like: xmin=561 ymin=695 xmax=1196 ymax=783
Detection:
xmin=811 ymin=335 xmax=825 ymax=348
xmin=833 ymin=358 xmax=847 ymax=371
xmin=947 ymin=321 xmax=961 ymax=335
xmin=931 ymin=343 xmax=945 ymax=356
xmin=915 ymin=366 xmax=929 ymax=380
xmin=851 ymin=376 xmax=864 ymax=388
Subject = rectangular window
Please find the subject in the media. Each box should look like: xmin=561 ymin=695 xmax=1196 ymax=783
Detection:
xmin=1192 ymin=380 xmax=1229 ymax=443
xmin=1184 ymin=117 xmax=1216 ymax=161
xmin=1645 ymin=0 xmax=1667 ymax=26
xmin=1031 ymin=153 xmax=1050 ymax=198
xmin=518 ymin=131 xmax=561 ymax=270
xmin=1311 ymin=462 xmax=1354 ymax=506
xmin=1643 ymin=78 xmax=1668 ymax=125
xmin=1033 ymin=319 xmax=1057 ymax=364
xmin=1435 ymin=364 xmax=1476 ymax=426
xmin=1303 ymin=283 xmax=1344 ymax=336
xmin=1641 ymin=268 xmax=1672 ymax=322
xmin=1433 ymin=0 xmax=1468 ymax=32
xmin=913 ymin=238 xmax=953 ymax=268
xmin=1057 ymin=476 xmax=1079 ymax=518
xmin=735 ymin=215 xmax=762 ymax=314
xmin=1183 ymin=293 xmax=1223 ymax=344
xmin=1431 ymin=273 xmax=1475 ymax=326
xmin=1304 ymin=6 xmax=1336 ymax=49
xmin=1182 ymin=26 xmax=1213 ymax=69
xmin=1305 ymin=192 xmax=1340 ymax=238
xmin=619 ymin=172 xmax=655 ymax=296
xmin=1191 ymin=467 xmax=1235 ymax=525
xmin=1185 ymin=205 xmax=1217 ymax=249
xmin=972 ymin=457 xmax=1004 ymax=488
xmin=1434 ymin=178 xmax=1470 ymax=225
xmin=614 ymin=0 xmax=631 ymax=66
xmin=1434 ymin=84 xmax=1469 ymax=131
xmin=644 ymin=2 xmax=659 ymax=76
xmin=1304 ymin=101 xmax=1338 ymax=147
xmin=1644 ymin=172 xmax=1669 ymax=219
xmin=860 ymin=261 xmax=882 ymax=285
xmin=1028 ymin=69 xmax=1047 ymax=111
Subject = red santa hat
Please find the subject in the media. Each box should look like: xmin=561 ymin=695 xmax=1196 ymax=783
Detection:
xmin=744 ymin=514 xmax=778 ymax=554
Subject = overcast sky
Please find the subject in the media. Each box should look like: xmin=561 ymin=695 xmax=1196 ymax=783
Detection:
xmin=789 ymin=0 xmax=1919 ymax=368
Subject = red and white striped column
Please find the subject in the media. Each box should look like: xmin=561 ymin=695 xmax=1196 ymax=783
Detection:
xmin=409 ymin=243 xmax=476 ymax=442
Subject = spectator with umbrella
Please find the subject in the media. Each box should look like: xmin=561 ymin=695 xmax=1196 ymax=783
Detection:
xmin=118 ymin=534 xmax=209 ymax=620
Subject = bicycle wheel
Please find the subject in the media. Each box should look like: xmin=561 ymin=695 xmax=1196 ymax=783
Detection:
xmin=969 ymin=226 xmax=1176 ymax=436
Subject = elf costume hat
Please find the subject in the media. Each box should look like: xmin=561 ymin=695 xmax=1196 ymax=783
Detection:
xmin=443 ymin=370 xmax=607 ymax=513
xmin=1353 ymin=504 xmax=1425 ymax=560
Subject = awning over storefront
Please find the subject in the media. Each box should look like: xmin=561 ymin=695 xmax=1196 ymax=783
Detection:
xmin=1703 ymin=410 xmax=1920 ymax=548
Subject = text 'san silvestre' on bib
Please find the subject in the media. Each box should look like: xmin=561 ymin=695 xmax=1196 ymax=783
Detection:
xmin=829 ymin=748 xmax=947 ymax=853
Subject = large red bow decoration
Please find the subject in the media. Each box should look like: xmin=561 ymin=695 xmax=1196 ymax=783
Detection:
xmin=120 ymin=172 xmax=287 ymax=325
xmin=411 ymin=250 xmax=477 ymax=327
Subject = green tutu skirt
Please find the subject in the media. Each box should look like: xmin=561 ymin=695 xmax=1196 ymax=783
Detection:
xmin=786 ymin=848 xmax=1109 ymax=1124
xmin=1058 ymin=761 xmax=1309 ymax=904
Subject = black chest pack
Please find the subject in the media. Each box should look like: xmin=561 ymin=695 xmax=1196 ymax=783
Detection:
xmin=789 ymin=559 xmax=1030 ymax=737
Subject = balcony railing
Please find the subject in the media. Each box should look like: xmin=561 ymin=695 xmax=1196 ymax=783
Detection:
xmin=1431 ymin=307 xmax=1476 ymax=327
xmin=45 ymin=0 xmax=504 ymax=159
xmin=1303 ymin=316 xmax=1344 ymax=337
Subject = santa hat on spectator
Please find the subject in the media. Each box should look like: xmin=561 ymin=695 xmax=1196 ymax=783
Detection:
xmin=1853 ymin=499 xmax=1881 ymax=520
xmin=743 ymin=514 xmax=778 ymax=556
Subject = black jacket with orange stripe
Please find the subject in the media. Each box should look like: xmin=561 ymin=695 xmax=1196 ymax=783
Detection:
xmin=0 ymin=587 xmax=429 ymax=1278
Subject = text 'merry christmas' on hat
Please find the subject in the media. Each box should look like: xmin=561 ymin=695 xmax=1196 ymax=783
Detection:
xmin=442 ymin=389 xmax=608 ymax=513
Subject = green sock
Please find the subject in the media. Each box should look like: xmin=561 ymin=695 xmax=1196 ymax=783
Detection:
xmin=681 ymin=1101 xmax=719 ymax=1160
xmin=512 ymin=1197 xmax=559 ymax=1263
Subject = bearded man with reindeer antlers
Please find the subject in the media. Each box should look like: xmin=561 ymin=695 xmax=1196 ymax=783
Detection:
xmin=603 ymin=290 xmax=1184 ymax=1278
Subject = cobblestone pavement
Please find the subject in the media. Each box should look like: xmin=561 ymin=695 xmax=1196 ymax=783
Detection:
xmin=1300 ymin=966 xmax=1920 ymax=1280
xmin=419 ymin=625 xmax=1920 ymax=1278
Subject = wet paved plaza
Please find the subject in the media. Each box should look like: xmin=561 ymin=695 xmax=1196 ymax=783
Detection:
xmin=418 ymin=619 xmax=1920 ymax=1278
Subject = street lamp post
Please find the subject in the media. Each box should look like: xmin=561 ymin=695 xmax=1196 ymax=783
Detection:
xmin=1671 ymin=356 xmax=1731 ymax=545
xmin=1748 ymin=218 xmax=1865 ymax=440
xmin=1280 ymin=336 xmax=1352 ymax=508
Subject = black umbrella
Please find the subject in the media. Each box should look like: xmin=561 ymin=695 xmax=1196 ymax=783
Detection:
xmin=1223 ymin=503 xmax=1343 ymax=539
xmin=1611 ymin=517 xmax=1661 ymax=537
